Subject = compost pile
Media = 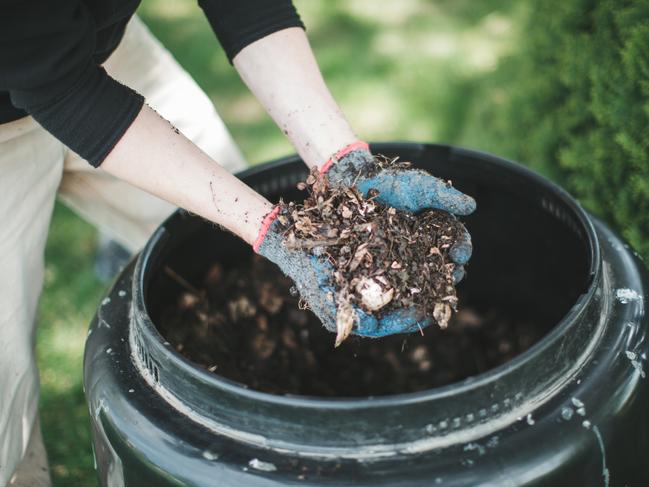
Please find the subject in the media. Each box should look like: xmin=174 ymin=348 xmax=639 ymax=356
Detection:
xmin=157 ymin=256 xmax=543 ymax=396
xmin=277 ymin=163 xmax=463 ymax=345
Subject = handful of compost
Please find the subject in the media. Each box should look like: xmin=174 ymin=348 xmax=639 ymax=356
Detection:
xmin=256 ymin=145 xmax=475 ymax=346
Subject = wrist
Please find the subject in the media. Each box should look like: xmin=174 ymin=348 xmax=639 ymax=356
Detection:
xmin=253 ymin=205 xmax=281 ymax=253
xmin=320 ymin=140 xmax=370 ymax=174
xmin=321 ymin=141 xmax=374 ymax=185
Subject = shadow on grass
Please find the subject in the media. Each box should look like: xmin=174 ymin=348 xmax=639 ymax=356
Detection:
xmin=39 ymin=203 xmax=103 ymax=487
xmin=41 ymin=384 xmax=95 ymax=487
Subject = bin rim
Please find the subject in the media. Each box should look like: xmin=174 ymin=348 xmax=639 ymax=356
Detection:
xmin=130 ymin=142 xmax=602 ymax=410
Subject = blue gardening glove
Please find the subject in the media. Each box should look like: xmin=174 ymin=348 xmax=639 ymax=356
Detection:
xmin=255 ymin=208 xmax=433 ymax=340
xmin=323 ymin=141 xmax=475 ymax=284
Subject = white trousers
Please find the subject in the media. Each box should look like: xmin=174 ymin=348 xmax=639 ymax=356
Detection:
xmin=1 ymin=16 xmax=247 ymax=486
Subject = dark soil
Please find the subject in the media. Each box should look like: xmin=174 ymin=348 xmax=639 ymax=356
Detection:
xmin=157 ymin=256 xmax=543 ymax=397
xmin=277 ymin=168 xmax=463 ymax=345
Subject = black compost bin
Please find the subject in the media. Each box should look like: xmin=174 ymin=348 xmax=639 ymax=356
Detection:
xmin=84 ymin=143 xmax=649 ymax=486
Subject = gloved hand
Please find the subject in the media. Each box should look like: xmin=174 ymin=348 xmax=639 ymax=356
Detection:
xmin=322 ymin=141 xmax=476 ymax=283
xmin=254 ymin=208 xmax=433 ymax=340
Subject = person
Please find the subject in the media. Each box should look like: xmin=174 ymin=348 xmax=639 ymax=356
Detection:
xmin=0 ymin=1 xmax=475 ymax=485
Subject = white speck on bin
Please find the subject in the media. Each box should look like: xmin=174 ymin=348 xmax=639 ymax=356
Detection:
xmin=615 ymin=288 xmax=642 ymax=304
xmin=571 ymin=397 xmax=584 ymax=408
xmin=249 ymin=458 xmax=277 ymax=472
xmin=632 ymin=360 xmax=646 ymax=378
xmin=487 ymin=436 xmax=499 ymax=448
xmin=202 ymin=450 xmax=218 ymax=461
xmin=463 ymin=443 xmax=486 ymax=456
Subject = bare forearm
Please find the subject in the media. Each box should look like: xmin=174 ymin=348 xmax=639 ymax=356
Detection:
xmin=234 ymin=27 xmax=358 ymax=169
xmin=101 ymin=104 xmax=273 ymax=245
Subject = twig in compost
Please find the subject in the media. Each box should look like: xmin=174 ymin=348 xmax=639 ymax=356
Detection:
xmin=283 ymin=238 xmax=343 ymax=250
xmin=164 ymin=266 xmax=202 ymax=296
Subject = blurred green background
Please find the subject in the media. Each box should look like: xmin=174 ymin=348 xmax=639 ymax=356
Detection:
xmin=37 ymin=0 xmax=647 ymax=485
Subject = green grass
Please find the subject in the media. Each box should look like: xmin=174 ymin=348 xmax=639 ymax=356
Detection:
xmin=37 ymin=1 xmax=525 ymax=485
xmin=39 ymin=204 xmax=103 ymax=485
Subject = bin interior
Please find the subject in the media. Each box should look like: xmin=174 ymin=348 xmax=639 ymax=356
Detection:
xmin=145 ymin=150 xmax=593 ymax=396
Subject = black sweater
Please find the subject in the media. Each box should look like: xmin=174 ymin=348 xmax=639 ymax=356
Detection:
xmin=0 ymin=0 xmax=303 ymax=166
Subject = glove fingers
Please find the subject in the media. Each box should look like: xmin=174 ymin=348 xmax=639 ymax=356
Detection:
xmin=420 ymin=174 xmax=476 ymax=216
xmin=452 ymin=265 xmax=466 ymax=284
xmin=449 ymin=226 xmax=473 ymax=265
xmin=449 ymin=226 xmax=470 ymax=283
xmin=285 ymin=254 xmax=337 ymax=332
xmin=355 ymin=306 xmax=431 ymax=337
xmin=356 ymin=174 xmax=406 ymax=209
xmin=359 ymin=170 xmax=476 ymax=215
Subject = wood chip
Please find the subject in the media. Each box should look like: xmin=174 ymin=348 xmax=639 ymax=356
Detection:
xmin=433 ymin=303 xmax=452 ymax=329
xmin=349 ymin=243 xmax=369 ymax=271
xmin=356 ymin=277 xmax=394 ymax=311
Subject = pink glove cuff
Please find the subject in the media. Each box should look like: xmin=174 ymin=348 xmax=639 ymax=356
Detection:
xmin=319 ymin=140 xmax=369 ymax=175
xmin=252 ymin=205 xmax=281 ymax=253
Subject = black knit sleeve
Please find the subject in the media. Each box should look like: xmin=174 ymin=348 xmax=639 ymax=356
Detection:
xmin=198 ymin=0 xmax=305 ymax=63
xmin=10 ymin=65 xmax=144 ymax=167
xmin=1 ymin=0 xmax=143 ymax=167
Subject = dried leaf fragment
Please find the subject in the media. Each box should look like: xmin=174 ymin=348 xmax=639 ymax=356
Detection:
xmin=228 ymin=296 xmax=257 ymax=321
xmin=433 ymin=303 xmax=452 ymax=329
xmin=429 ymin=247 xmax=441 ymax=256
xmin=204 ymin=263 xmax=223 ymax=285
xmin=349 ymin=243 xmax=369 ymax=271
xmin=179 ymin=292 xmax=200 ymax=309
xmin=335 ymin=294 xmax=357 ymax=347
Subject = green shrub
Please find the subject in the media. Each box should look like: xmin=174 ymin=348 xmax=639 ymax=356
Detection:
xmin=464 ymin=0 xmax=649 ymax=259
